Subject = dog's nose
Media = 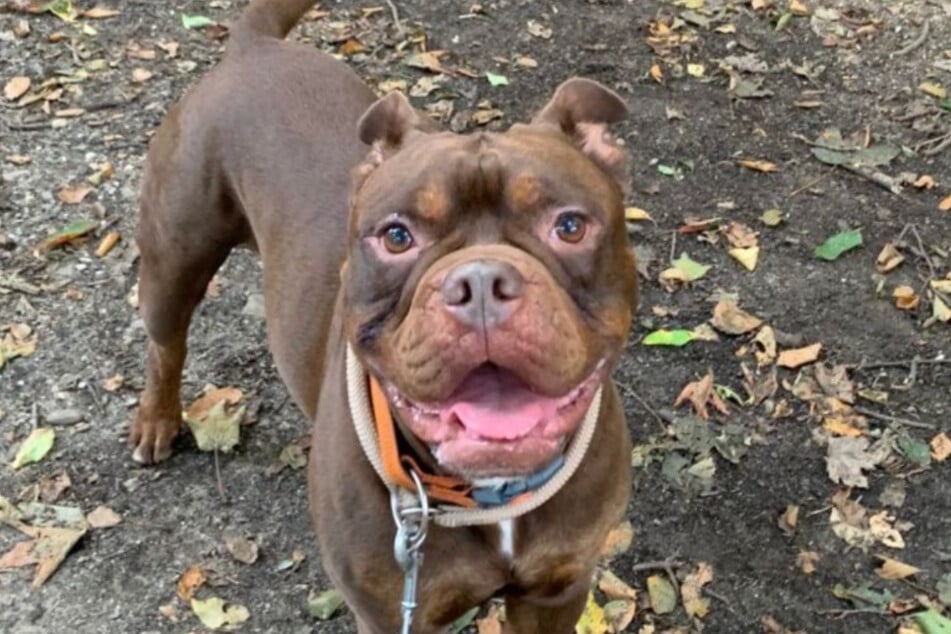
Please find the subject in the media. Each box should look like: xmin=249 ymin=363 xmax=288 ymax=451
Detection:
xmin=441 ymin=260 xmax=524 ymax=329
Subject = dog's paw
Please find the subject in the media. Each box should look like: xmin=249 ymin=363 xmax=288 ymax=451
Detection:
xmin=129 ymin=409 xmax=181 ymax=464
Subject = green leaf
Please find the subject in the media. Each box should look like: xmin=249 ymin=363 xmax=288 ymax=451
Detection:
xmin=940 ymin=100 xmax=951 ymax=112
xmin=11 ymin=428 xmax=55 ymax=469
xmin=775 ymin=12 xmax=792 ymax=31
xmin=449 ymin=607 xmax=479 ymax=633
xmin=831 ymin=583 xmax=893 ymax=609
xmin=181 ymin=12 xmax=215 ymax=29
xmin=914 ymin=609 xmax=951 ymax=634
xmin=485 ymin=72 xmax=509 ymax=87
xmin=937 ymin=573 xmax=951 ymax=606
xmin=642 ymin=329 xmax=695 ymax=347
xmin=812 ymin=144 xmax=899 ymax=168
xmin=671 ymin=254 xmax=711 ymax=281
xmin=814 ymin=229 xmax=862 ymax=261
xmin=760 ymin=208 xmax=783 ymax=227
xmin=184 ymin=400 xmax=243 ymax=453
xmin=46 ymin=0 xmax=74 ymax=22
xmin=38 ymin=219 xmax=97 ymax=252
xmin=646 ymin=575 xmax=677 ymax=614
xmin=657 ymin=164 xmax=676 ymax=177
xmin=898 ymin=433 xmax=932 ymax=468
xmin=308 ymin=589 xmax=345 ymax=620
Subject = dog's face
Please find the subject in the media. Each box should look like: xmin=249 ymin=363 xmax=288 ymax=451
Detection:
xmin=341 ymin=79 xmax=637 ymax=478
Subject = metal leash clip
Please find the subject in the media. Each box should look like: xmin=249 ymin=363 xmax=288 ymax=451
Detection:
xmin=391 ymin=469 xmax=430 ymax=634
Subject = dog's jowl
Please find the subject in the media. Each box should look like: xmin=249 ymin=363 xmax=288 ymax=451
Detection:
xmin=131 ymin=0 xmax=638 ymax=632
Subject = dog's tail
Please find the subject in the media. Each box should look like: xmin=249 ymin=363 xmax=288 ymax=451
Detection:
xmin=231 ymin=0 xmax=318 ymax=46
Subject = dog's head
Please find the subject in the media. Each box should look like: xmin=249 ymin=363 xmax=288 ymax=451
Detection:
xmin=341 ymin=78 xmax=637 ymax=478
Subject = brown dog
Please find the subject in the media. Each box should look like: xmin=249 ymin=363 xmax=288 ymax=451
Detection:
xmin=131 ymin=0 xmax=637 ymax=631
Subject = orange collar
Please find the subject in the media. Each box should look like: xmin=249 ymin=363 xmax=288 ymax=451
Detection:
xmin=368 ymin=376 xmax=478 ymax=508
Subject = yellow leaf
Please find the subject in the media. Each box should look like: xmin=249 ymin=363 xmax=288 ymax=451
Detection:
xmin=57 ymin=185 xmax=93 ymax=204
xmin=777 ymin=343 xmax=822 ymax=369
xmin=711 ymin=301 xmax=762 ymax=335
xmin=4 ymin=76 xmax=31 ymax=101
xmin=190 ymin=597 xmax=250 ymax=631
xmin=737 ymin=158 xmax=778 ymax=173
xmin=893 ymin=285 xmax=919 ymax=310
xmin=875 ymin=556 xmax=920 ymax=580
xmin=687 ymin=63 xmax=705 ymax=77
xmin=649 ymin=64 xmax=664 ymax=84
xmin=940 ymin=194 xmax=951 ymax=211
xmin=11 ymin=428 xmax=55 ymax=469
xmin=177 ymin=565 xmax=207 ymax=601
xmin=823 ymin=418 xmax=863 ymax=437
xmin=934 ymin=295 xmax=951 ymax=322
xmin=600 ymin=520 xmax=634 ymax=560
xmin=931 ymin=432 xmax=951 ymax=462
xmin=184 ymin=386 xmax=245 ymax=453
xmin=624 ymin=206 xmax=652 ymax=221
xmin=920 ymin=82 xmax=947 ymax=99
xmin=646 ymin=575 xmax=677 ymax=615
xmin=931 ymin=279 xmax=951 ymax=294
xmin=875 ymin=243 xmax=904 ymax=273
xmin=681 ymin=562 xmax=713 ymax=619
xmin=574 ymin=593 xmax=610 ymax=634
xmin=789 ymin=0 xmax=810 ymax=15
xmin=729 ymin=246 xmax=759 ymax=271
xmin=715 ymin=23 xmax=737 ymax=33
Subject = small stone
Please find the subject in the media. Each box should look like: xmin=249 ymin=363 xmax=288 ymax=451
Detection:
xmin=45 ymin=408 xmax=84 ymax=426
xmin=241 ymin=293 xmax=265 ymax=319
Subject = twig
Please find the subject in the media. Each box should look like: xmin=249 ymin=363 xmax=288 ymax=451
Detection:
xmin=31 ymin=402 xmax=39 ymax=430
xmin=854 ymin=406 xmax=936 ymax=430
xmin=618 ymin=384 xmax=667 ymax=430
xmin=787 ymin=168 xmax=834 ymax=198
xmin=892 ymin=19 xmax=930 ymax=56
xmin=86 ymin=382 xmax=105 ymax=418
xmin=213 ymin=449 xmax=227 ymax=501
xmin=384 ymin=0 xmax=403 ymax=34
xmin=891 ymin=355 xmax=919 ymax=392
xmin=631 ymin=554 xmax=681 ymax=573
xmin=916 ymin=131 xmax=951 ymax=156
xmin=848 ymin=356 xmax=951 ymax=371
xmin=668 ymin=230 xmax=677 ymax=263
xmin=703 ymin=587 xmax=738 ymax=616
xmin=839 ymin=163 xmax=903 ymax=196
xmin=817 ymin=608 xmax=887 ymax=619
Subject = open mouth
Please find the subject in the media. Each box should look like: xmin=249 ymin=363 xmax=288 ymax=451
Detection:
xmin=384 ymin=359 xmax=605 ymax=477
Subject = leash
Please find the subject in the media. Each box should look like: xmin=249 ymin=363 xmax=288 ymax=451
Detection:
xmin=345 ymin=345 xmax=603 ymax=631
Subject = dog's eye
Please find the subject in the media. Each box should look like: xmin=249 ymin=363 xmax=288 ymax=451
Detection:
xmin=554 ymin=212 xmax=587 ymax=244
xmin=382 ymin=223 xmax=414 ymax=254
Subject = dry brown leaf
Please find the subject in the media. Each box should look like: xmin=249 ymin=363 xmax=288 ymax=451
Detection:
xmin=940 ymin=194 xmax=951 ymax=212
xmin=875 ymin=243 xmax=904 ymax=273
xmin=778 ymin=504 xmax=799 ymax=534
xmin=83 ymin=6 xmax=120 ymax=18
xmin=796 ymin=550 xmax=818 ymax=575
xmin=823 ymin=418 xmax=863 ymax=437
xmin=95 ymin=231 xmax=120 ymax=257
xmin=0 ymin=525 xmax=87 ymax=587
xmin=85 ymin=505 xmax=122 ymax=529
xmin=102 ymin=374 xmax=124 ymax=391
xmin=598 ymin=569 xmax=638 ymax=600
xmin=54 ymin=107 xmax=84 ymax=118
xmin=680 ymin=562 xmax=713 ymax=619
xmin=722 ymin=222 xmax=759 ymax=248
xmin=131 ymin=68 xmax=153 ymax=83
xmin=650 ymin=64 xmax=664 ymax=84
xmin=4 ymin=76 xmax=31 ymax=101
xmin=184 ymin=386 xmax=243 ymax=421
xmin=875 ymin=556 xmax=920 ymax=580
xmin=777 ymin=343 xmax=821 ymax=369
xmin=869 ymin=511 xmax=905 ymax=549
xmin=600 ymin=520 xmax=634 ymax=560
xmin=753 ymin=326 xmax=777 ymax=365
xmin=674 ymin=371 xmax=729 ymax=419
xmin=893 ymin=285 xmax=919 ymax=310
xmin=913 ymin=175 xmax=935 ymax=189
xmin=37 ymin=472 xmax=71 ymax=503
xmin=789 ymin=0 xmax=810 ymax=15
xmin=711 ymin=301 xmax=762 ymax=335
xmin=737 ymin=158 xmax=778 ymax=173
xmin=176 ymin=565 xmax=207 ymax=601
xmin=930 ymin=432 xmax=951 ymax=462
xmin=57 ymin=185 xmax=93 ymax=205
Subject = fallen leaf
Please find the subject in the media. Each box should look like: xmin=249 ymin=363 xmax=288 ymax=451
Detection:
xmin=176 ymin=565 xmax=207 ymax=601
xmin=876 ymin=243 xmax=904 ymax=273
xmin=940 ymin=194 xmax=951 ymax=212
xmin=913 ymin=175 xmax=935 ymax=189
xmin=686 ymin=63 xmax=705 ymax=77
xmin=102 ymin=374 xmax=123 ymax=391
xmin=225 ymin=535 xmax=259 ymax=565
xmin=185 ymin=386 xmax=243 ymax=421
xmin=4 ymin=76 xmax=31 ymax=101
xmin=681 ymin=562 xmax=713 ymax=619
xmin=876 ymin=556 xmax=920 ymax=580
xmin=711 ymin=301 xmax=762 ymax=335
xmin=815 ymin=229 xmax=862 ymax=261
xmin=190 ymin=596 xmax=250 ymax=630
xmin=574 ymin=592 xmax=609 ymax=634
xmin=600 ymin=520 xmax=634 ymax=560
xmin=796 ymin=550 xmax=819 ymax=574
xmin=37 ymin=472 xmax=71 ymax=503
xmin=131 ymin=68 xmax=153 ymax=83
xmin=181 ymin=12 xmax=215 ymax=29
xmin=930 ymin=433 xmax=951 ymax=462
xmin=932 ymin=296 xmax=951 ymax=323
xmin=85 ymin=505 xmax=122 ymax=529
xmin=826 ymin=436 xmax=879 ymax=488
xmin=729 ymin=246 xmax=759 ymax=271
xmin=659 ymin=254 xmax=711 ymax=290
xmin=0 ymin=525 xmax=86 ymax=587
xmin=674 ymin=371 xmax=729 ymax=419
xmin=646 ymin=575 xmax=677 ymax=615
xmin=893 ymin=285 xmax=919 ymax=310
xmin=920 ymin=82 xmax=948 ymax=100
xmin=824 ymin=418 xmax=863 ymax=437
xmin=789 ymin=0 xmax=810 ymax=15
xmin=869 ymin=511 xmax=905 ymax=549
xmin=642 ymin=329 xmax=695 ymax=347
xmin=598 ymin=569 xmax=637 ymax=600
xmin=778 ymin=504 xmax=799 ymax=534
xmin=624 ymin=207 xmax=652 ymax=221
xmin=83 ymin=6 xmax=119 ymax=18
xmin=485 ymin=71 xmax=508 ymax=87
xmin=526 ymin=20 xmax=552 ymax=39
xmin=308 ymin=589 xmax=345 ymax=620
xmin=11 ymin=428 xmax=55 ymax=469
xmin=603 ymin=600 xmax=637 ymax=632
xmin=737 ymin=158 xmax=778 ymax=173
xmin=185 ymin=399 xmax=244 ymax=453
xmin=0 ymin=324 xmax=38 ymax=371
xmin=753 ymin=326 xmax=777 ymax=365
xmin=515 ymin=56 xmax=537 ymax=68
xmin=760 ymin=208 xmax=783 ymax=226
xmin=913 ymin=609 xmax=951 ymax=634
xmin=777 ymin=343 xmax=822 ymax=369
xmin=57 ymin=185 xmax=93 ymax=205
xmin=691 ymin=323 xmax=720 ymax=342
xmin=649 ymin=63 xmax=664 ymax=83
xmin=476 ymin=605 xmax=503 ymax=634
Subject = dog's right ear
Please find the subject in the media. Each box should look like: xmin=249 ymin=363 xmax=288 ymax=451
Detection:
xmin=357 ymin=91 xmax=440 ymax=152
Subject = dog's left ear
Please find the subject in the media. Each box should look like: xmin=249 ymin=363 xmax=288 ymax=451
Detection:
xmin=533 ymin=78 xmax=629 ymax=191
xmin=358 ymin=91 xmax=440 ymax=152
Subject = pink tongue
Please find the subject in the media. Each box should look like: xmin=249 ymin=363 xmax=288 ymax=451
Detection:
xmin=441 ymin=367 xmax=559 ymax=440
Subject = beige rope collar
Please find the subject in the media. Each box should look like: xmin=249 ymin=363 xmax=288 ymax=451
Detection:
xmin=346 ymin=345 xmax=602 ymax=528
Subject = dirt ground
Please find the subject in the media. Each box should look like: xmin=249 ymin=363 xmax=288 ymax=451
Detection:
xmin=1 ymin=0 xmax=950 ymax=632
